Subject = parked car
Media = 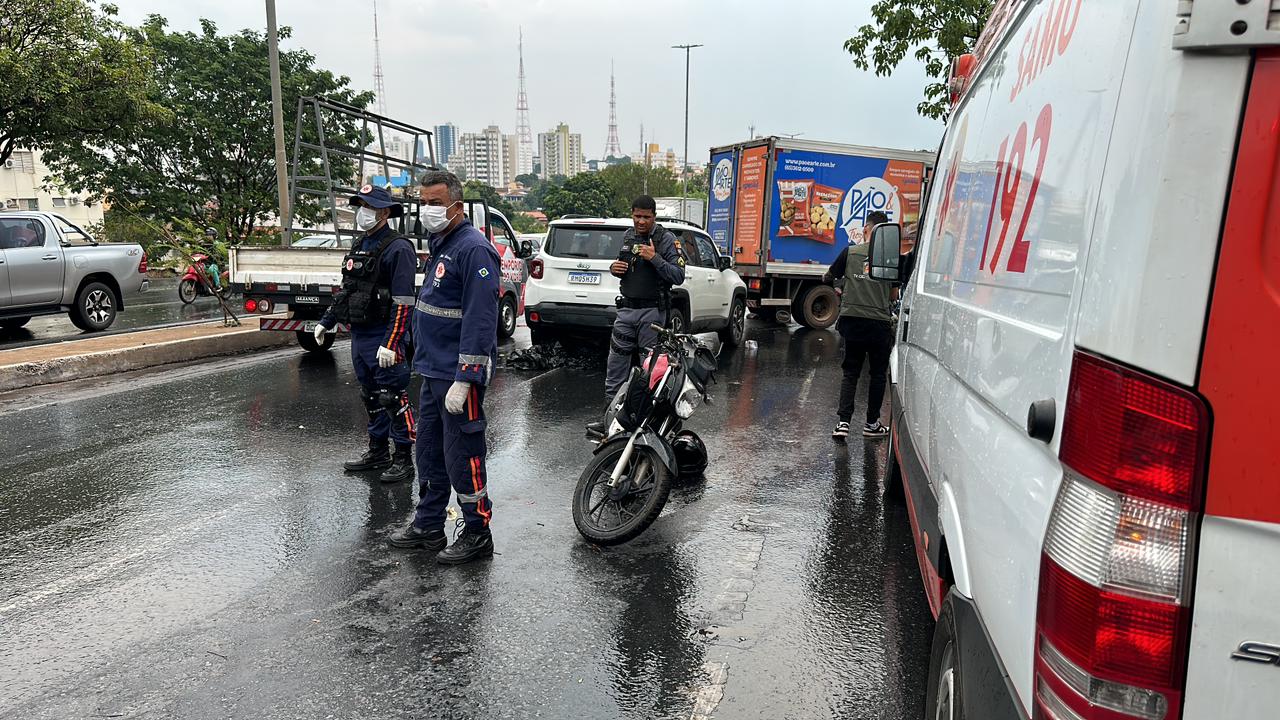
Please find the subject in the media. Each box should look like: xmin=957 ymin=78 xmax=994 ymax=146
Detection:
xmin=0 ymin=211 xmax=149 ymax=332
xmin=880 ymin=2 xmax=1280 ymax=719
xmin=524 ymin=217 xmax=746 ymax=346
xmin=290 ymin=234 xmax=351 ymax=249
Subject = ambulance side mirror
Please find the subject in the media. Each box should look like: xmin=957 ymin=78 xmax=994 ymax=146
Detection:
xmin=868 ymin=224 xmax=903 ymax=282
xmin=517 ymin=239 xmax=534 ymax=259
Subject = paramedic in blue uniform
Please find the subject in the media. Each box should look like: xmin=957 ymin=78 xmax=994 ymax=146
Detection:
xmin=314 ymin=185 xmax=417 ymax=484
xmin=389 ymin=170 xmax=501 ymax=565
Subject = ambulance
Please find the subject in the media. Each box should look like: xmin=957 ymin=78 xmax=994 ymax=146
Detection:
xmin=880 ymin=0 xmax=1280 ymax=718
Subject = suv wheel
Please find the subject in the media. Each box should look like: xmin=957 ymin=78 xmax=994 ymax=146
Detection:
xmin=718 ymin=296 xmax=746 ymax=346
xmin=668 ymin=306 xmax=689 ymax=334
xmin=71 ymin=281 xmax=117 ymax=332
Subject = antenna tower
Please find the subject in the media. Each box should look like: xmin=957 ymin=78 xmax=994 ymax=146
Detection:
xmin=605 ymin=61 xmax=622 ymax=159
xmin=372 ymin=0 xmax=387 ymax=116
xmin=515 ymin=28 xmax=533 ymax=176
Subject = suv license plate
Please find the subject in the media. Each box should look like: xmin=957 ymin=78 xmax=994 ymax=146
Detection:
xmin=294 ymin=296 xmax=320 ymax=304
xmin=568 ymin=272 xmax=600 ymax=285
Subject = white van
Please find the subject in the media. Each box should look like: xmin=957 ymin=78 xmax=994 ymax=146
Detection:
xmin=882 ymin=1 xmax=1280 ymax=718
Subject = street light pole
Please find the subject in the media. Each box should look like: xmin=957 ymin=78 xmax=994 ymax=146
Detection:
xmin=672 ymin=43 xmax=702 ymax=221
xmin=266 ymin=0 xmax=291 ymax=246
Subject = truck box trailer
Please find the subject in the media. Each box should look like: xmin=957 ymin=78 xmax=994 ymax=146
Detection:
xmin=706 ymin=137 xmax=933 ymax=328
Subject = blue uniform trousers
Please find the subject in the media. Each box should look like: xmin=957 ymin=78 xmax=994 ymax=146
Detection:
xmin=351 ymin=328 xmax=413 ymax=446
xmin=413 ymin=378 xmax=492 ymax=531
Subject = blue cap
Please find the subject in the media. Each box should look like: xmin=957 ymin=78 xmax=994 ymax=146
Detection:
xmin=349 ymin=184 xmax=404 ymax=217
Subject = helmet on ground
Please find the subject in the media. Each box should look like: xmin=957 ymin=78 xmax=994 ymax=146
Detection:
xmin=672 ymin=430 xmax=707 ymax=477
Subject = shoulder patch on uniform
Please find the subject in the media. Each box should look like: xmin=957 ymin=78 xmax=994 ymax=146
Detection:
xmin=478 ymin=267 xmax=490 ymax=278
xmin=678 ymin=258 xmax=686 ymax=267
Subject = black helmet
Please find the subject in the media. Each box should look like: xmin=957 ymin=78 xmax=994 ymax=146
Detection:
xmin=672 ymin=430 xmax=707 ymax=477
xmin=204 ymin=227 xmax=218 ymax=239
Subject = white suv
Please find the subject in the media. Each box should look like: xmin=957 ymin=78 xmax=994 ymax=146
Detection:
xmin=524 ymin=217 xmax=746 ymax=347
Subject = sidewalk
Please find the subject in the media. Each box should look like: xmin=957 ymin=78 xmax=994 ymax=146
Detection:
xmin=0 ymin=318 xmax=297 ymax=392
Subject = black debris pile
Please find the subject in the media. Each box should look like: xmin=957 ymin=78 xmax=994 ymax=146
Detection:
xmin=500 ymin=342 xmax=606 ymax=371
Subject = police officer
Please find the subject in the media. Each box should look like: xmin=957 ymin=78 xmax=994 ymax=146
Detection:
xmin=389 ymin=170 xmax=501 ymax=565
xmin=314 ymin=185 xmax=418 ymax=483
xmin=588 ymin=195 xmax=685 ymax=433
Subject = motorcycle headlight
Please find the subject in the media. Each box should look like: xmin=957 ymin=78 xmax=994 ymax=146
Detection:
xmin=674 ymin=386 xmax=702 ymax=419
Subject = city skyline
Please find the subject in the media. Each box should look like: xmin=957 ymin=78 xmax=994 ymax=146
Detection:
xmin=105 ymin=0 xmax=944 ymax=164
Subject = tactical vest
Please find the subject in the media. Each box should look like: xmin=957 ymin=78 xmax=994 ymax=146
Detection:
xmin=839 ymin=242 xmax=893 ymax=322
xmin=335 ymin=233 xmax=399 ymax=326
xmin=619 ymin=226 xmax=668 ymax=302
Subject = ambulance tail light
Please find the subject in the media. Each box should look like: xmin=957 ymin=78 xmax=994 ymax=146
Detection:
xmin=1034 ymin=351 xmax=1209 ymax=720
xmin=529 ymin=258 xmax=544 ymax=280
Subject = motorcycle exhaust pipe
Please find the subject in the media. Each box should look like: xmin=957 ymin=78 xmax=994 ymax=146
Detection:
xmin=775 ymin=309 xmax=792 ymax=324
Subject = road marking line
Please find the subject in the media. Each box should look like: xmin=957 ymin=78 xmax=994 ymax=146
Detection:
xmin=688 ymin=662 xmax=729 ymax=720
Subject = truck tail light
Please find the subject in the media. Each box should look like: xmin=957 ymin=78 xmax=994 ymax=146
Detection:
xmin=1034 ymin=351 xmax=1208 ymax=720
xmin=529 ymin=258 xmax=544 ymax=280
xmin=257 ymin=299 xmax=272 ymax=314
xmin=244 ymin=299 xmax=258 ymax=313
xmin=138 ymin=256 xmax=148 ymax=273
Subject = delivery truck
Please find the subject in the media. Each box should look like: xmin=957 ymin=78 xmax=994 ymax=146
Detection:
xmin=706 ymin=137 xmax=933 ymax=328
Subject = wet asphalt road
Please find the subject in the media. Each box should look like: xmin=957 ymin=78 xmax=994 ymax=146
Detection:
xmin=0 ymin=277 xmax=231 ymax=349
xmin=0 ymin=321 xmax=933 ymax=719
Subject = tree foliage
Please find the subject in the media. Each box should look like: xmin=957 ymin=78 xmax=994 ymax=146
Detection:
xmin=844 ymin=0 xmax=992 ymax=120
xmin=0 ymin=0 xmax=163 ymax=164
xmin=596 ymin=164 xmax=679 ymax=217
xmin=514 ymin=173 xmax=539 ymax=187
xmin=462 ymin=180 xmax=515 ymax=219
xmin=541 ymin=174 xmax=612 ymax=220
xmin=42 ymin=16 xmax=372 ymax=241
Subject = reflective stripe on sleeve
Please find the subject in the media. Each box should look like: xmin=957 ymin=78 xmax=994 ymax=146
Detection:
xmin=393 ymin=295 xmax=415 ymax=305
xmin=416 ymin=301 xmax=463 ymax=319
xmin=457 ymin=488 xmax=488 ymax=503
xmin=458 ymin=354 xmax=492 ymax=368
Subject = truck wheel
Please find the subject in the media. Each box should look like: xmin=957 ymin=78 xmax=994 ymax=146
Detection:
xmin=1 ymin=317 xmax=31 ymax=329
xmin=718 ymin=297 xmax=746 ymax=346
xmin=794 ymin=284 xmax=839 ymax=329
xmin=71 ymin=281 xmax=117 ymax=332
xmin=498 ymin=294 xmax=518 ymax=339
xmin=296 ymin=329 xmax=334 ymax=353
xmin=924 ymin=596 xmax=966 ymax=720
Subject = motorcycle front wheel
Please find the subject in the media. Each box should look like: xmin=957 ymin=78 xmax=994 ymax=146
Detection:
xmin=573 ymin=442 xmax=671 ymax=545
xmin=178 ymin=279 xmax=198 ymax=304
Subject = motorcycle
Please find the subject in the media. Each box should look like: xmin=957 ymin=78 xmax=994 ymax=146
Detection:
xmin=573 ymin=323 xmax=717 ymax=545
xmin=178 ymin=253 xmax=227 ymax=304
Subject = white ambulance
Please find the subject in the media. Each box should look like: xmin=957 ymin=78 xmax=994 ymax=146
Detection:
xmin=878 ymin=1 xmax=1280 ymax=718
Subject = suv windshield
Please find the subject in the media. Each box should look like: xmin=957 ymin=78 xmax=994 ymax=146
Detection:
xmin=544 ymin=226 xmax=627 ymax=259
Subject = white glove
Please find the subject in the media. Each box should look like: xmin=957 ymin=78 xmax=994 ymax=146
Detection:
xmin=313 ymin=324 xmax=327 ymax=343
xmin=444 ymin=380 xmax=471 ymax=415
xmin=376 ymin=345 xmax=399 ymax=368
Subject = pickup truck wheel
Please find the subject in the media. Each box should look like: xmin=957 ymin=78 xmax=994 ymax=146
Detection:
xmin=924 ymin=596 xmax=965 ymax=720
xmin=794 ymin=284 xmax=839 ymax=329
xmin=296 ymin=329 xmax=334 ymax=353
xmin=667 ymin=306 xmax=689 ymax=334
xmin=72 ymin=282 xmax=117 ymax=332
xmin=718 ymin=297 xmax=746 ymax=346
xmin=498 ymin=294 xmax=518 ymax=339
xmin=1 ymin=317 xmax=31 ymax=329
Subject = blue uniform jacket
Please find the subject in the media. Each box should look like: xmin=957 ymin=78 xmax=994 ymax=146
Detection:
xmin=412 ymin=219 xmax=501 ymax=385
xmin=320 ymin=225 xmax=418 ymax=354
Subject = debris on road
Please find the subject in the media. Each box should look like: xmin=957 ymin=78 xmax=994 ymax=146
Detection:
xmin=500 ymin=342 xmax=605 ymax=371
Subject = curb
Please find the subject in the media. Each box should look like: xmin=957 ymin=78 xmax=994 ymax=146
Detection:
xmin=0 ymin=326 xmax=297 ymax=393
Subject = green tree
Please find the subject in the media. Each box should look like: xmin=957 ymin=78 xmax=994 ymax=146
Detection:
xmin=463 ymin=180 xmax=515 ymax=217
xmin=514 ymin=173 xmax=539 ymax=187
xmin=522 ymin=175 xmax=566 ymax=210
xmin=42 ymin=16 xmax=372 ymax=241
xmin=844 ymin=0 xmax=993 ymax=120
xmin=0 ymin=0 xmax=163 ymax=164
xmin=597 ymin=164 xmax=679 ymax=217
xmin=541 ymin=174 xmax=611 ymax=220
xmin=510 ymin=213 xmax=545 ymax=234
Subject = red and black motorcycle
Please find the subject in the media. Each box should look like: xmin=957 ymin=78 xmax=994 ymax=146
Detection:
xmin=573 ymin=324 xmax=717 ymax=545
xmin=178 ymin=252 xmax=227 ymax=304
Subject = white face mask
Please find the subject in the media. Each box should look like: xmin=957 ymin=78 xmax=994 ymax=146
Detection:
xmin=419 ymin=202 xmax=456 ymax=234
xmin=355 ymin=206 xmax=380 ymax=232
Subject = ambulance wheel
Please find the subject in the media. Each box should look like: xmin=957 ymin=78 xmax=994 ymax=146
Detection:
xmin=498 ymin=294 xmax=518 ymax=339
xmin=296 ymin=329 xmax=333 ymax=353
xmin=885 ymin=422 xmax=905 ymax=505
xmin=794 ymin=284 xmax=839 ymax=329
xmin=924 ymin=595 xmax=966 ymax=720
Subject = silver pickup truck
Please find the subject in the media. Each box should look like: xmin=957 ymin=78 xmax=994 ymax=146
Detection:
xmin=0 ymin=211 xmax=149 ymax=332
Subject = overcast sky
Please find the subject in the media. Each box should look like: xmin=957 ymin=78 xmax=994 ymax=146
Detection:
xmin=109 ymin=0 xmax=944 ymax=162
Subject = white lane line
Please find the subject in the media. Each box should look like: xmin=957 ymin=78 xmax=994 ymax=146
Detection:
xmin=688 ymin=662 xmax=729 ymax=720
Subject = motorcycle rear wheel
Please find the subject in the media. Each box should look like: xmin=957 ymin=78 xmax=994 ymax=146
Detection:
xmin=573 ymin=443 xmax=671 ymax=545
xmin=178 ymin=279 xmax=198 ymax=304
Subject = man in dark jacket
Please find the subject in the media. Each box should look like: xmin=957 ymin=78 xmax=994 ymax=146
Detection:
xmin=316 ymin=185 xmax=417 ymax=482
xmin=823 ymin=210 xmax=897 ymax=441
xmin=388 ymin=170 xmax=501 ymax=565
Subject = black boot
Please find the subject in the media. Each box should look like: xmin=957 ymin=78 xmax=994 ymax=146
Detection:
xmin=388 ymin=523 xmax=447 ymax=550
xmin=379 ymin=444 xmax=414 ymax=483
xmin=343 ymin=438 xmax=391 ymax=472
xmin=436 ymin=526 xmax=494 ymax=565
